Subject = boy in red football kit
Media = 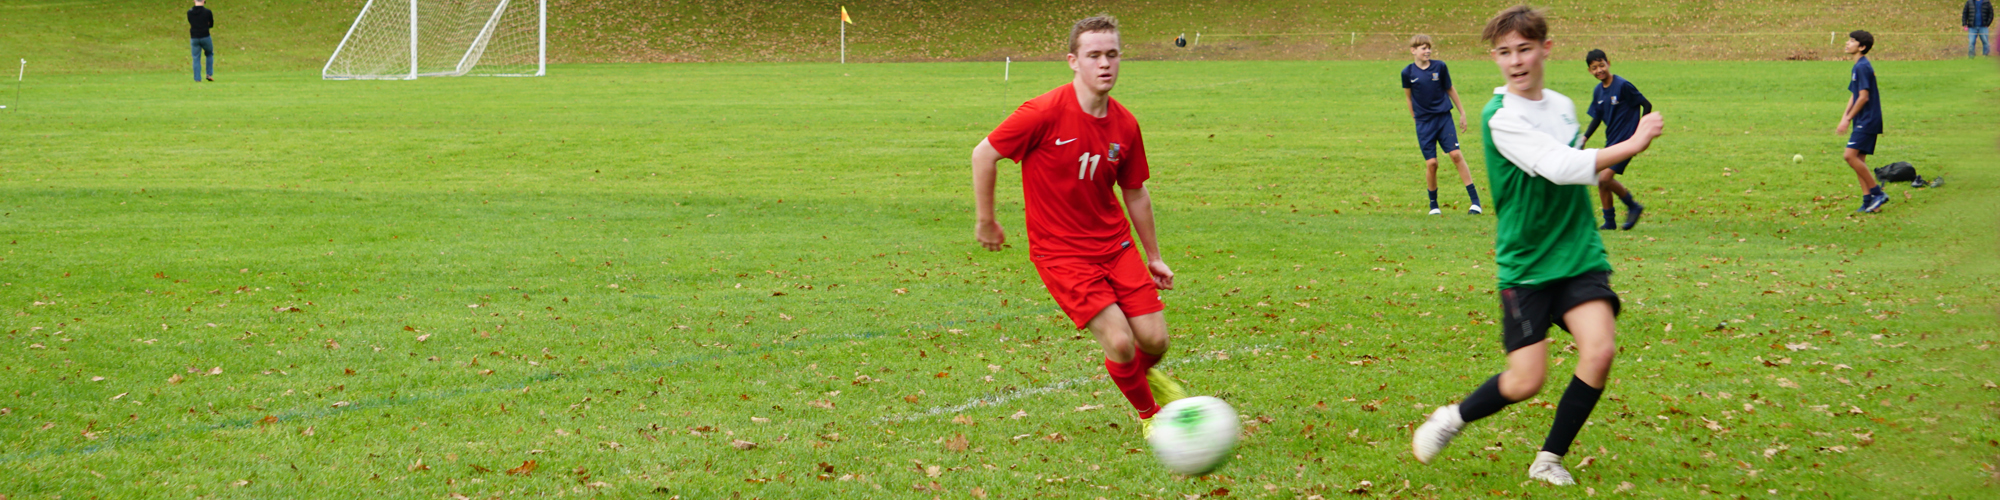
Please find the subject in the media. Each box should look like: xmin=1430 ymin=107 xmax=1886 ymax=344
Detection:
xmin=970 ymin=15 xmax=1186 ymax=436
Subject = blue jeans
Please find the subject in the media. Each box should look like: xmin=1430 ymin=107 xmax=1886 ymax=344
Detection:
xmin=1970 ymin=27 xmax=1990 ymax=57
xmin=191 ymin=37 xmax=214 ymax=81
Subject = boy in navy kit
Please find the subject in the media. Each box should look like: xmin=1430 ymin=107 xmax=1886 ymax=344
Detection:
xmin=1581 ymin=49 xmax=1652 ymax=230
xmin=1837 ymin=30 xmax=1888 ymax=213
xmin=1403 ymin=35 xmax=1483 ymax=215
xmin=1411 ymin=6 xmax=1664 ymax=486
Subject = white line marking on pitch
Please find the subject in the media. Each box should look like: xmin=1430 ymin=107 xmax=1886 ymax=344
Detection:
xmin=877 ymin=344 xmax=1284 ymax=423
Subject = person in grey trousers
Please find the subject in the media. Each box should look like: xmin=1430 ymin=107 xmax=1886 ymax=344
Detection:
xmin=1966 ymin=0 xmax=1993 ymax=57
xmin=188 ymin=0 xmax=215 ymax=81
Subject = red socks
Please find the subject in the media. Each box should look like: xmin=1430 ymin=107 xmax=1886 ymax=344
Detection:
xmin=1105 ymin=356 xmax=1158 ymax=419
xmin=1132 ymin=347 xmax=1162 ymax=371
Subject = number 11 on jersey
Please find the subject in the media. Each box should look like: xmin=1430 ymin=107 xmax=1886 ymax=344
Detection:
xmin=1077 ymin=152 xmax=1101 ymax=180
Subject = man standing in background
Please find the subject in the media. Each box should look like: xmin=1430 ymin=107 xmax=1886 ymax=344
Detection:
xmin=189 ymin=0 xmax=215 ymax=82
xmin=1966 ymin=0 xmax=1992 ymax=58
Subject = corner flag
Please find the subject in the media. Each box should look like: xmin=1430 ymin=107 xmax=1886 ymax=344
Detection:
xmin=840 ymin=7 xmax=853 ymax=64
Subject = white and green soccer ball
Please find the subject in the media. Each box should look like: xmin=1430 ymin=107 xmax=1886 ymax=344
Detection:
xmin=1147 ymin=396 xmax=1240 ymax=476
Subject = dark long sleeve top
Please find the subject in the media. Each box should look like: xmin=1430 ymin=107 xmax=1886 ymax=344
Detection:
xmin=188 ymin=6 xmax=215 ymax=38
xmin=1966 ymin=0 xmax=1993 ymax=28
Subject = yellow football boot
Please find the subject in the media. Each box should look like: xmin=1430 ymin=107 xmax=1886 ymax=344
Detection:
xmin=1147 ymin=368 xmax=1187 ymax=405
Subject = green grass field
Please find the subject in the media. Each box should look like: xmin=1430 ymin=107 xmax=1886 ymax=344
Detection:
xmin=2 ymin=57 xmax=1997 ymax=499
xmin=0 ymin=0 xmax=1985 ymax=75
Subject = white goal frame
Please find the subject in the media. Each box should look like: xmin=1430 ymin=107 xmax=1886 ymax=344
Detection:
xmin=322 ymin=0 xmax=546 ymax=80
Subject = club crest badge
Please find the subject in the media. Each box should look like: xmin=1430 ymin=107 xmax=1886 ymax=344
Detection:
xmin=1611 ymin=95 xmax=1619 ymax=106
xmin=1431 ymin=72 xmax=1439 ymax=81
xmin=1107 ymin=143 xmax=1122 ymax=162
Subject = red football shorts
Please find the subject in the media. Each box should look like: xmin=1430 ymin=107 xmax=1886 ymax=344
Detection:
xmin=1033 ymin=246 xmax=1164 ymax=329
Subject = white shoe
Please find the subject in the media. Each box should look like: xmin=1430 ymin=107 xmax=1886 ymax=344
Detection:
xmin=1527 ymin=451 xmax=1576 ymax=485
xmin=1428 ymin=208 xmax=1442 ymax=215
xmin=1468 ymin=204 xmax=1483 ymax=215
xmin=1411 ymin=404 xmax=1465 ymax=464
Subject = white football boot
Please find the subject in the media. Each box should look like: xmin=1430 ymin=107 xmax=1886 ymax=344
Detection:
xmin=1527 ymin=451 xmax=1576 ymax=485
xmin=1411 ymin=404 xmax=1465 ymax=464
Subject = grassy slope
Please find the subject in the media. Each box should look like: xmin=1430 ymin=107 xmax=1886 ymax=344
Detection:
xmin=0 ymin=58 xmax=1995 ymax=498
xmin=0 ymin=0 xmax=1986 ymax=75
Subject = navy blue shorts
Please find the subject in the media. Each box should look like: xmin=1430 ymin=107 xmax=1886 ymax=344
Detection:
xmin=1846 ymin=130 xmax=1878 ymax=155
xmin=1601 ymin=135 xmax=1636 ymax=174
xmin=1414 ymin=114 xmax=1459 ymax=160
xmin=1606 ymin=158 xmax=1632 ymax=175
xmin=1604 ymin=139 xmax=1632 ymax=174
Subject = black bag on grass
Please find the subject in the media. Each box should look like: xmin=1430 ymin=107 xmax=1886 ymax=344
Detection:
xmin=1873 ymin=162 xmax=1917 ymax=183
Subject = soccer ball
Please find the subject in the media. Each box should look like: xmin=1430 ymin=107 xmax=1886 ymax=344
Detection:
xmin=1793 ymin=154 xmax=1804 ymax=164
xmin=1147 ymin=396 xmax=1239 ymax=475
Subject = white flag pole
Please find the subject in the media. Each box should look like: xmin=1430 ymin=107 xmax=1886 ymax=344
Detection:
xmin=1004 ymin=57 xmax=1009 ymax=80
xmin=840 ymin=11 xmax=846 ymax=64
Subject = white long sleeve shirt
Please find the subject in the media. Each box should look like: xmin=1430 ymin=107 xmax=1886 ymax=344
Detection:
xmin=1486 ymin=87 xmax=1599 ymax=186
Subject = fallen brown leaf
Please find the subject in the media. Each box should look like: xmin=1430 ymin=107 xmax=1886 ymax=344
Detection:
xmin=505 ymin=460 xmax=538 ymax=476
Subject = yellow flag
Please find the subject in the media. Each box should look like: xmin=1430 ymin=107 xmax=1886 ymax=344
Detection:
xmin=841 ymin=6 xmax=853 ymax=24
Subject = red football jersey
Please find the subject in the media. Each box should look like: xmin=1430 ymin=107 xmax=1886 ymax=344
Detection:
xmin=987 ymin=83 xmax=1150 ymax=260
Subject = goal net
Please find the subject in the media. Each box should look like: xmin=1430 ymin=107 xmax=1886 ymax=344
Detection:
xmin=323 ymin=0 xmax=544 ymax=80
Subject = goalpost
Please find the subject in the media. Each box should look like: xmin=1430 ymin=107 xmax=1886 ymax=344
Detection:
xmin=323 ymin=0 xmax=545 ymax=80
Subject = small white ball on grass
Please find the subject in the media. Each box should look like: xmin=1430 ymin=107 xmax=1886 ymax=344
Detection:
xmin=1792 ymin=154 xmax=1804 ymax=163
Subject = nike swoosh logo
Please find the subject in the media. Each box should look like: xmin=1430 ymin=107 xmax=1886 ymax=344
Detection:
xmin=1055 ymin=138 xmax=1077 ymax=145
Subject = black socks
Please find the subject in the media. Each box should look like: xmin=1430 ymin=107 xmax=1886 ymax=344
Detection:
xmin=1456 ymin=374 xmax=1516 ymax=423
xmin=1430 ymin=186 xmax=1482 ymax=209
xmin=1456 ymin=373 xmax=1608 ymax=458
xmin=1541 ymin=375 xmax=1605 ymax=456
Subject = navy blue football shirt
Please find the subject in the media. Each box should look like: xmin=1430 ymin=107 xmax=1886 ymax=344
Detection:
xmin=1848 ymin=56 xmax=1883 ymax=134
xmin=1402 ymin=60 xmax=1454 ymax=117
xmin=1588 ymin=75 xmax=1651 ymax=145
